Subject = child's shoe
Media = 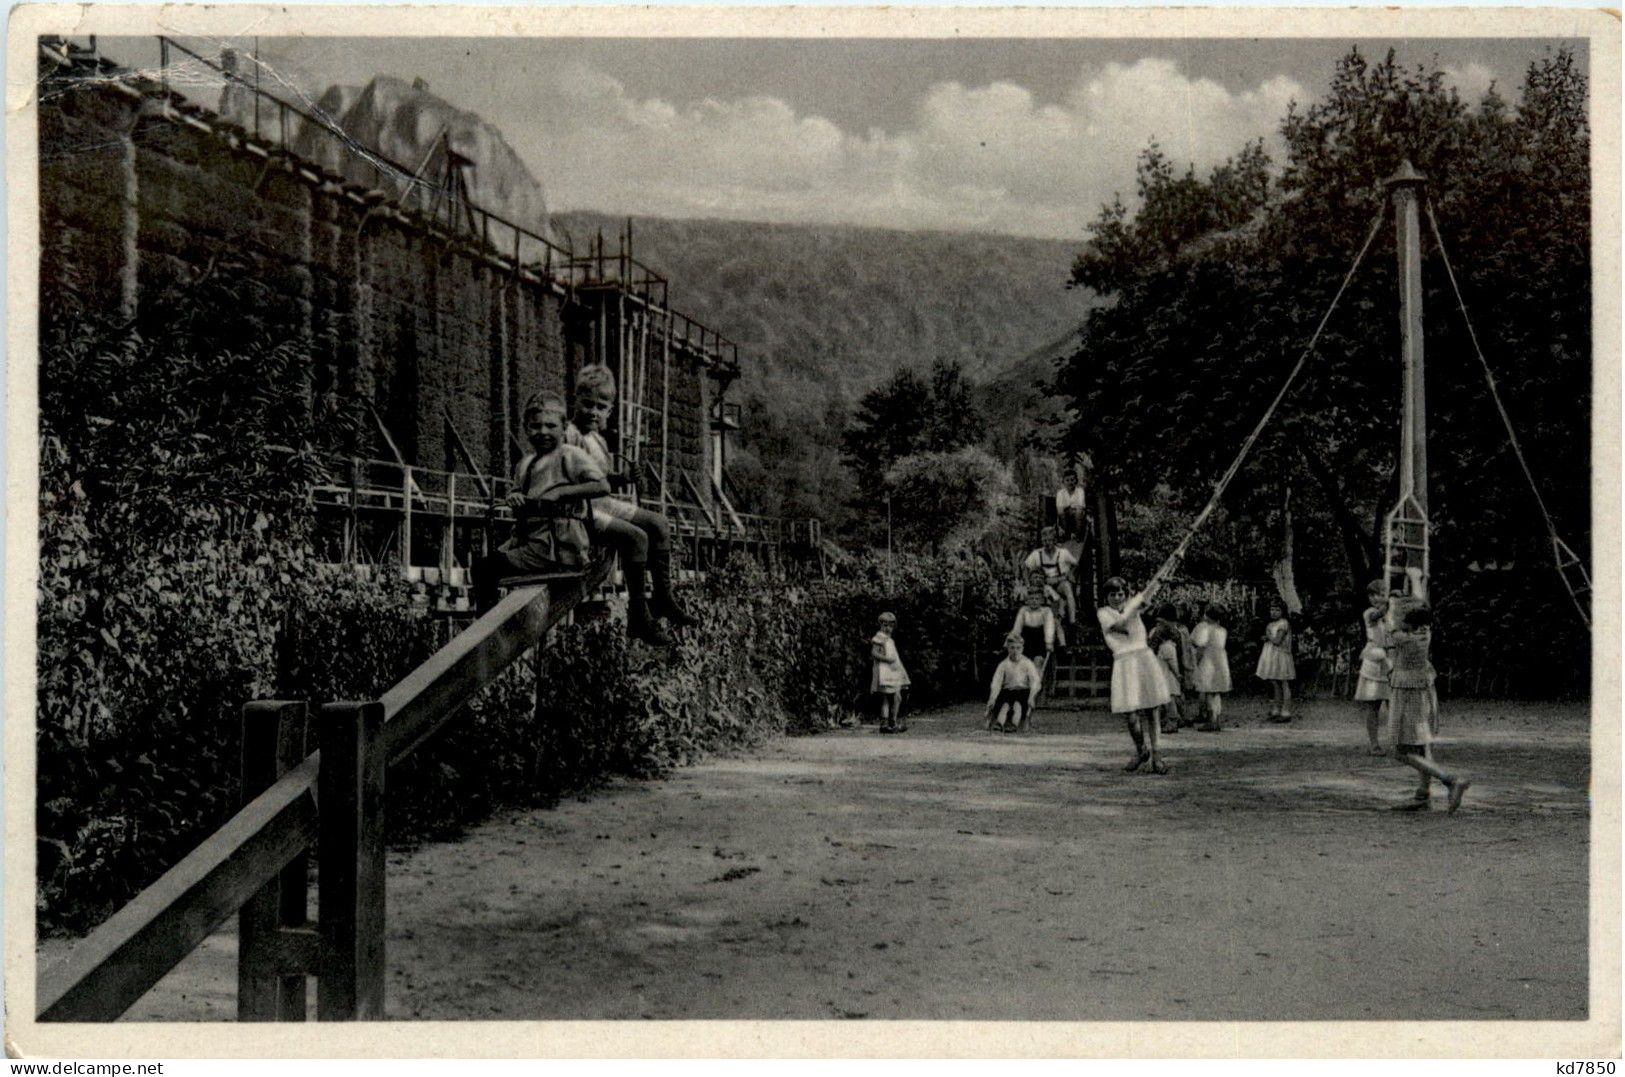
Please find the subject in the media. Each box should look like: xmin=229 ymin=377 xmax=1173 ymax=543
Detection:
xmin=1123 ymin=751 xmax=1149 ymax=772
xmin=1447 ymin=779 xmax=1471 ymax=814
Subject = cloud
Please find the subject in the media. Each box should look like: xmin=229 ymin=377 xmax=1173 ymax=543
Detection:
xmin=523 ymin=58 xmax=1305 ymax=239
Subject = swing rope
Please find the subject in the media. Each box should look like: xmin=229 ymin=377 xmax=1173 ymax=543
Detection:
xmin=1148 ymin=204 xmax=1389 ymax=588
xmin=1422 ymin=198 xmax=1592 ymax=628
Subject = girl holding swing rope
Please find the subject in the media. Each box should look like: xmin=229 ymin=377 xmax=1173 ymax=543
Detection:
xmin=1097 ymin=574 xmax=1173 ymax=774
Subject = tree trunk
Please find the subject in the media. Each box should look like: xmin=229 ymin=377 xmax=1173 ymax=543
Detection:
xmin=1094 ymin=478 xmax=1119 ymax=593
xmin=1296 ymin=441 xmax=1378 ymax=593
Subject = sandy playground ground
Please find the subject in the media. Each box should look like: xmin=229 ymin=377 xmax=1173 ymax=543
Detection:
xmin=43 ymin=697 xmax=1590 ymax=1023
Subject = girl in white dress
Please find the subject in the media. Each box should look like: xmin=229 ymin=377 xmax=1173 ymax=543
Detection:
xmin=1353 ymin=580 xmax=1392 ymax=754
xmin=1190 ymin=604 xmax=1232 ymax=732
xmin=1097 ymin=575 xmax=1172 ymax=774
xmin=1256 ymin=600 xmax=1297 ymax=723
xmin=870 ymin=612 xmax=911 ymax=733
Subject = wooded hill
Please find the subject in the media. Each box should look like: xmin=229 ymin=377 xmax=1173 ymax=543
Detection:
xmin=551 ymin=212 xmax=1098 ymax=520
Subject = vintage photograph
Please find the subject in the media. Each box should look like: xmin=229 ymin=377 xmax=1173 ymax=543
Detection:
xmin=10 ymin=4 xmax=1617 ymax=1058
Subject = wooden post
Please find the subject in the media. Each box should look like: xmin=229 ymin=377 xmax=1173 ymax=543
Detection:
xmin=238 ymin=701 xmax=303 ymax=1020
xmin=445 ymin=471 xmax=457 ymax=581
xmin=660 ymin=308 xmax=672 ymax=515
xmin=1388 ymin=160 xmax=1428 ymax=518
xmin=317 ymin=701 xmax=386 ymax=1020
xmin=274 ymin=710 xmax=311 ymax=1020
xmin=346 ymin=457 xmax=360 ymax=565
xmin=401 ymin=465 xmax=413 ymax=573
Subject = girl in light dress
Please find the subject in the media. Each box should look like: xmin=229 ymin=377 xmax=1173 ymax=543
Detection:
xmin=1353 ymin=580 xmax=1392 ymax=755
xmin=1148 ymin=605 xmax=1186 ymax=734
xmin=1256 ymin=599 xmax=1298 ymax=723
xmin=870 ymin=611 xmax=911 ymax=733
xmin=1096 ymin=575 xmax=1173 ymax=774
xmin=1190 ymin=603 xmax=1232 ymax=732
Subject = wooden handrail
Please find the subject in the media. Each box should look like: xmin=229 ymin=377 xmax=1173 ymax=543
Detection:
xmin=382 ymin=558 xmax=610 ymax=765
xmin=38 ymin=559 xmax=610 ymax=1021
xmin=37 ymin=755 xmax=321 ymax=1022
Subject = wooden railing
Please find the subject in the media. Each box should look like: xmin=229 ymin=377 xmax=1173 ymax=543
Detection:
xmin=37 ymin=559 xmax=611 ymax=1022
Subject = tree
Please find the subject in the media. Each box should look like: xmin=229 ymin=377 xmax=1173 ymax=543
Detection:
xmin=883 ymin=447 xmax=1019 ymax=553
xmin=840 ymin=365 xmax=931 ymax=504
xmin=921 ymin=358 xmax=982 ymax=452
xmin=840 ymin=359 xmax=985 ymax=539
xmin=1058 ymin=48 xmax=1590 ymax=694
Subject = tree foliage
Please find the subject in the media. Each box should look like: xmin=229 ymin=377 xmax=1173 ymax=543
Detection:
xmin=840 ymin=358 xmax=988 ymax=542
xmin=1059 ymin=48 xmax=1590 ymax=693
xmin=883 ymin=447 xmax=1020 ymax=553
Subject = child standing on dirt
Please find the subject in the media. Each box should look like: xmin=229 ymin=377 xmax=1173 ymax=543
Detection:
xmin=870 ymin=611 xmax=910 ymax=734
xmin=1384 ymin=601 xmax=1470 ymax=813
xmin=1190 ymin=603 xmax=1232 ymax=732
xmin=1097 ymin=575 xmax=1172 ymax=773
xmin=473 ymin=395 xmax=608 ymax=613
xmin=1354 ymin=580 xmax=1393 ymax=754
xmin=986 ymin=632 xmax=1042 ymax=733
xmin=1149 ymin=606 xmax=1186 ymax=733
xmin=568 ymin=364 xmax=693 ymax=642
xmin=1257 ymin=599 xmax=1297 ymax=723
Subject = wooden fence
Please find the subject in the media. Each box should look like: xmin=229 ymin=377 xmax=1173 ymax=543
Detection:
xmin=37 ymin=561 xmax=611 ymax=1022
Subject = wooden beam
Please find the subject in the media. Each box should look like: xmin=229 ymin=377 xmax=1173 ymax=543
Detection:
xmin=379 ymin=557 xmax=612 ymax=767
xmin=38 ymin=756 xmax=320 ymax=1022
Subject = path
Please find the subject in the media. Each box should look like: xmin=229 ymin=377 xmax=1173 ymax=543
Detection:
xmin=68 ymin=698 xmax=1590 ymax=1021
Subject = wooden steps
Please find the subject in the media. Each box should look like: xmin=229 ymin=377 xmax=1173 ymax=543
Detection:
xmin=1044 ymin=640 xmax=1113 ymax=706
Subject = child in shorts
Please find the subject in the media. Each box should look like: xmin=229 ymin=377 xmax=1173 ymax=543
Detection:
xmin=987 ymin=632 xmax=1042 ymax=733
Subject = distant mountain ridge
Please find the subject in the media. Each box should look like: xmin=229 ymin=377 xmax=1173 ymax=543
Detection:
xmin=551 ymin=212 xmax=1097 ymax=400
xmin=549 ymin=212 xmax=1100 ymax=519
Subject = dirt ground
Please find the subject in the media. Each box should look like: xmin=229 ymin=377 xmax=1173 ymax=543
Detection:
xmin=51 ymin=697 xmax=1590 ymax=1022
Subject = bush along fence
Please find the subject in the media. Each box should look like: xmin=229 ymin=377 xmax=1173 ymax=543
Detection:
xmin=38 ymin=541 xmax=1014 ymax=939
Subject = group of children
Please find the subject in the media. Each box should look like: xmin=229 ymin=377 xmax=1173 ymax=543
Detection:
xmin=472 ymin=365 xmax=691 ymax=644
xmin=871 ymin=566 xmax=1471 ymax=812
xmin=1142 ymin=597 xmax=1299 ymax=735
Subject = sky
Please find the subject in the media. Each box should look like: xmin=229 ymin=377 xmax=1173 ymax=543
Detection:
xmin=114 ymin=35 xmax=1587 ymax=240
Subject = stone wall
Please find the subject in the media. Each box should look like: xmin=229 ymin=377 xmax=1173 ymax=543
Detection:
xmin=39 ymin=73 xmax=712 ymax=489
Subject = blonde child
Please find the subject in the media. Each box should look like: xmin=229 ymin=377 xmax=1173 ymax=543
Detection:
xmin=1354 ymin=579 xmax=1392 ymax=754
xmin=1149 ymin=606 xmax=1186 ymax=734
xmin=986 ymin=633 xmax=1042 ymax=733
xmin=1097 ymin=575 xmax=1172 ymax=774
xmin=568 ymin=364 xmax=692 ymax=642
xmin=870 ymin=612 xmax=911 ymax=734
xmin=1257 ymin=599 xmax=1298 ymax=723
xmin=1190 ymin=603 xmax=1232 ymax=732
xmin=1384 ymin=602 xmax=1470 ymax=812
xmin=473 ymin=396 xmax=609 ymax=612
